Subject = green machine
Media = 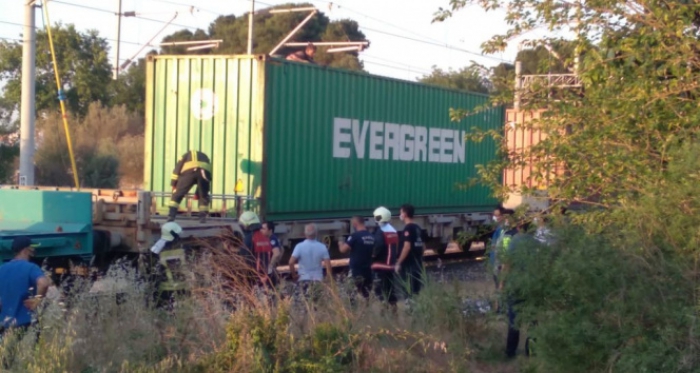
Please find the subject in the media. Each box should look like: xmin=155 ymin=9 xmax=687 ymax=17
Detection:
xmin=0 ymin=189 xmax=94 ymax=263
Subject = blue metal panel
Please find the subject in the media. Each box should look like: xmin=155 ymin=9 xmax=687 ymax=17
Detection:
xmin=0 ymin=190 xmax=93 ymax=261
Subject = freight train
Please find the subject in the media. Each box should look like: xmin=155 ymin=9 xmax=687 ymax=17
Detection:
xmin=0 ymin=54 xmax=505 ymax=277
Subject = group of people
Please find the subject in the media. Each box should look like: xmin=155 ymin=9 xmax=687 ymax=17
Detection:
xmin=233 ymin=203 xmax=427 ymax=310
xmin=338 ymin=204 xmax=426 ymax=309
xmin=488 ymin=206 xmax=554 ymax=359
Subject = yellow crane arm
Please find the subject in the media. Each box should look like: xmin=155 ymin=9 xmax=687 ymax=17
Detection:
xmin=41 ymin=1 xmax=80 ymax=189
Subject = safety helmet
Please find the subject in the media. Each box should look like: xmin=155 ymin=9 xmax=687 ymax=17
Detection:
xmin=161 ymin=222 xmax=183 ymax=242
xmin=373 ymin=206 xmax=392 ymax=224
xmin=239 ymin=211 xmax=260 ymax=227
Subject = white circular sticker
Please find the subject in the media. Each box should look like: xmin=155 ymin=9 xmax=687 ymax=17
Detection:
xmin=191 ymin=88 xmax=218 ymax=121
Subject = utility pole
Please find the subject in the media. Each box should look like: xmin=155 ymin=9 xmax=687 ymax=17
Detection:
xmin=19 ymin=0 xmax=36 ymax=186
xmin=114 ymin=0 xmax=122 ymax=79
xmin=247 ymin=0 xmax=254 ymax=54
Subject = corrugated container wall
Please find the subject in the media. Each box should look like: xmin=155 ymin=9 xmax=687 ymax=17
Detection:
xmin=145 ymin=55 xmax=504 ymax=221
xmin=503 ymin=109 xmax=564 ymax=210
xmin=144 ymin=55 xmax=266 ymax=214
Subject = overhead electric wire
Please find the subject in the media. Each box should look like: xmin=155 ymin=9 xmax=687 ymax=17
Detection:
xmin=149 ymin=0 xmax=222 ymax=16
xmin=0 ymin=20 xmax=26 ymax=28
xmin=1 ymin=18 xmax=153 ymax=48
xmin=361 ymin=26 xmax=510 ymax=63
xmin=306 ymin=0 xmax=447 ymax=45
xmin=50 ymin=0 xmax=200 ymax=31
xmin=361 ymin=54 xmax=432 ymax=74
xmin=41 ymin=0 xmax=508 ymax=78
xmin=362 ymin=60 xmax=431 ymax=75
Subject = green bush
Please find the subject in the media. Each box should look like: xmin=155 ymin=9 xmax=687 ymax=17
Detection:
xmin=503 ymin=145 xmax=700 ymax=372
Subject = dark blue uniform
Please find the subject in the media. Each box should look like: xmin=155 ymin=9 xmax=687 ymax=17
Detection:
xmin=345 ymin=230 xmax=375 ymax=298
xmin=371 ymin=226 xmax=399 ymax=305
xmin=400 ymin=223 xmax=425 ymax=296
xmin=269 ymin=234 xmax=282 ymax=286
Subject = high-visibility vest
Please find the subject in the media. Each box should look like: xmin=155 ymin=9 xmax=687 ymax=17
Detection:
xmin=158 ymin=248 xmax=189 ymax=292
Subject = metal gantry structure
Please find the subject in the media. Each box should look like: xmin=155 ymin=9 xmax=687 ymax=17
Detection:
xmin=513 ymin=39 xmax=583 ymax=110
xmin=17 ymin=1 xmax=370 ymax=188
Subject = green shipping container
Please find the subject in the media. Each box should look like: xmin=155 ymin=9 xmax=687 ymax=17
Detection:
xmin=144 ymin=55 xmax=503 ymax=221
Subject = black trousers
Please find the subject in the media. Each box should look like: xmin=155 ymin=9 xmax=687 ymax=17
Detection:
xmin=506 ymin=299 xmax=522 ymax=358
xmin=352 ymin=271 xmax=373 ymax=299
xmin=400 ymin=264 xmax=424 ymax=297
xmin=373 ymin=271 xmax=397 ymax=305
xmin=170 ymin=169 xmax=210 ymax=212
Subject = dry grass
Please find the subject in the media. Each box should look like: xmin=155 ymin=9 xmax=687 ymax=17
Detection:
xmin=0 ymin=238 xmax=531 ymax=373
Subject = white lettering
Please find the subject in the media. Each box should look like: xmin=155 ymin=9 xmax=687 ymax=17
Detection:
xmin=399 ymin=125 xmax=414 ymax=161
xmin=352 ymin=120 xmax=370 ymax=159
xmin=369 ymin=121 xmax=384 ymax=160
xmin=384 ymin=122 xmax=400 ymax=160
xmin=414 ymin=126 xmax=427 ymax=162
xmin=440 ymin=129 xmax=453 ymax=163
xmin=428 ymin=128 xmax=441 ymax=163
xmin=453 ymin=130 xmax=465 ymax=163
xmin=333 ymin=118 xmax=351 ymax=158
xmin=332 ymin=117 xmax=467 ymax=164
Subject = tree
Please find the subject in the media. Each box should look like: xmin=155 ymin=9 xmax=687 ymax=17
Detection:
xmin=0 ymin=23 xmax=112 ymax=118
xmin=433 ymin=0 xmax=700 ymax=210
xmin=486 ymin=40 xmax=578 ymax=104
xmin=434 ymin=1 xmax=700 ymax=371
xmin=35 ymin=103 xmax=144 ymax=188
xmin=160 ymin=29 xmax=210 ymax=55
xmin=418 ymin=63 xmax=490 ymax=93
xmin=160 ymin=3 xmax=369 ymax=71
xmin=112 ymin=54 xmax=155 ymax=116
xmin=0 ymin=96 xmax=19 ymax=183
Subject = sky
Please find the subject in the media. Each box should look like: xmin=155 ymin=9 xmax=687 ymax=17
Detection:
xmin=0 ymin=0 xmax=546 ymax=83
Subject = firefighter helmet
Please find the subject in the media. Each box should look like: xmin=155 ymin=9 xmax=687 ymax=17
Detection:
xmin=161 ymin=222 xmax=183 ymax=242
xmin=373 ymin=206 xmax=392 ymax=224
xmin=239 ymin=211 xmax=260 ymax=227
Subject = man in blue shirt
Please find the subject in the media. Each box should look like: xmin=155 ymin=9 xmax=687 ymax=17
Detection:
xmin=0 ymin=236 xmax=50 ymax=337
xmin=339 ymin=216 xmax=375 ymax=301
xmin=289 ymin=224 xmax=332 ymax=282
xmin=289 ymin=224 xmax=332 ymax=303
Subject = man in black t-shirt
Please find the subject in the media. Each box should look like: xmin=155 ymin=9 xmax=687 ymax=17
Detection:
xmin=340 ymin=216 xmax=375 ymax=300
xmin=396 ymin=204 xmax=425 ymax=297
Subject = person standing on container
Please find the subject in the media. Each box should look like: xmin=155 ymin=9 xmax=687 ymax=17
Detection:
xmin=285 ymin=42 xmax=317 ymax=64
xmin=370 ymin=207 xmax=399 ymax=312
xmin=0 ymin=237 xmax=49 ymax=341
xmin=395 ymin=204 xmax=425 ymax=298
xmin=339 ymin=216 xmax=375 ymax=303
xmin=168 ymin=150 xmax=212 ymax=224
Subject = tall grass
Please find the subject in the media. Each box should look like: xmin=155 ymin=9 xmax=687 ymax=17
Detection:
xmin=0 ymin=239 xmax=515 ymax=373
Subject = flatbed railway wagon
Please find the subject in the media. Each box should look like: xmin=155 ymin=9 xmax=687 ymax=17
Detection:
xmin=0 ymin=54 xmax=504 ymax=276
xmin=0 ymin=188 xmax=243 ymax=280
